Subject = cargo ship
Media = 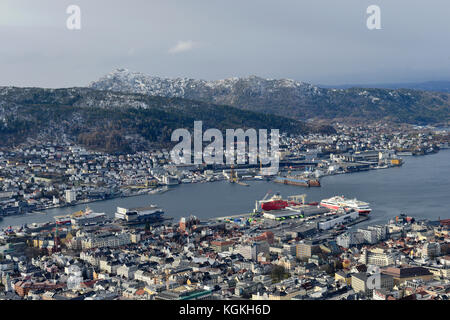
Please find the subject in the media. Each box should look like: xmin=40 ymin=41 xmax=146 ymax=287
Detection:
xmin=257 ymin=192 xmax=319 ymax=212
xmin=115 ymin=205 xmax=165 ymax=225
xmin=273 ymin=176 xmax=320 ymax=187
xmin=320 ymin=196 xmax=371 ymax=215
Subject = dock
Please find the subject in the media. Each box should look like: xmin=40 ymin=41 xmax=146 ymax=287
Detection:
xmin=346 ymin=215 xmax=370 ymax=227
xmin=211 ymin=212 xmax=254 ymax=221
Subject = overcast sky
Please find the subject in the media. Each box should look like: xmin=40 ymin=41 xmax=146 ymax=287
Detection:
xmin=0 ymin=0 xmax=449 ymax=87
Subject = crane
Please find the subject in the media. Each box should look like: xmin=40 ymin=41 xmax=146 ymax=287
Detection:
xmin=229 ymin=164 xmax=249 ymax=186
xmin=288 ymin=194 xmax=307 ymax=204
xmin=262 ymin=190 xmax=272 ymax=201
xmin=230 ymin=164 xmax=237 ymax=183
xmin=254 ymin=190 xmax=273 ymax=213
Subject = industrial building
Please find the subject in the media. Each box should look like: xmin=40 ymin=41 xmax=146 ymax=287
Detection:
xmin=263 ymin=206 xmax=328 ymax=220
xmin=318 ymin=211 xmax=359 ymax=230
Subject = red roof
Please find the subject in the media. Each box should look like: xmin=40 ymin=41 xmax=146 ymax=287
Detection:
xmin=136 ymin=289 xmax=146 ymax=296
xmin=81 ymin=280 xmax=97 ymax=288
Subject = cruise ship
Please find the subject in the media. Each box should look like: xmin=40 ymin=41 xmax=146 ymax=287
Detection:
xmin=115 ymin=205 xmax=165 ymax=224
xmin=320 ymin=196 xmax=372 ymax=215
xmin=70 ymin=207 xmax=107 ymax=227
xmin=54 ymin=215 xmax=72 ymax=226
xmin=54 ymin=207 xmax=106 ymax=226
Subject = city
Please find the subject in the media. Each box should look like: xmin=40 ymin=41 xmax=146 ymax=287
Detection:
xmin=1 ymin=122 xmax=448 ymax=217
xmin=1 ymin=0 xmax=449 ymax=314
xmin=0 ymin=122 xmax=449 ymax=301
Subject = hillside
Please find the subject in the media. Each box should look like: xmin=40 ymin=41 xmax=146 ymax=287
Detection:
xmin=90 ymin=69 xmax=450 ymax=125
xmin=0 ymin=87 xmax=333 ymax=153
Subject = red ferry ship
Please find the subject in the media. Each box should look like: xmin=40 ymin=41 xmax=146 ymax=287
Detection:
xmin=258 ymin=192 xmax=318 ymax=211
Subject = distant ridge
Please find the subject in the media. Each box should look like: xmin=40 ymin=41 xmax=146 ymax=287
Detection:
xmin=318 ymin=81 xmax=450 ymax=93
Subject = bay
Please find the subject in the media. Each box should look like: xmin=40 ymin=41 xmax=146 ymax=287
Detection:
xmin=2 ymin=150 xmax=449 ymax=228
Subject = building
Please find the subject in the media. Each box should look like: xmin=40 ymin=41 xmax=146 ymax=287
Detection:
xmin=235 ymin=241 xmax=270 ymax=261
xmin=250 ymin=232 xmax=275 ymax=245
xmin=251 ymin=241 xmax=270 ymax=261
xmin=357 ymin=228 xmax=378 ymax=244
xmin=71 ymin=211 xmax=107 ymax=227
xmin=381 ymin=266 xmax=434 ymax=285
xmin=161 ymin=175 xmax=179 ymax=186
xmin=263 ymin=207 xmax=328 ymax=220
xmin=335 ymin=270 xmax=352 ymax=286
xmin=276 ymin=256 xmax=297 ymax=271
xmin=296 ymin=241 xmax=320 ymax=259
xmin=337 ymin=151 xmax=380 ymax=163
xmin=155 ymin=288 xmax=213 ymax=300
xmin=134 ymin=270 xmax=154 ymax=285
xmin=318 ymin=211 xmax=359 ymax=231
xmin=81 ymin=232 xmax=131 ymax=249
xmin=351 ymin=272 xmax=394 ymax=295
xmin=422 ymin=242 xmax=441 ymax=259
xmin=65 ymin=189 xmax=76 ymax=203
xmin=14 ymin=280 xmax=66 ymax=297
xmin=117 ymin=263 xmax=138 ymax=279
xmin=425 ymin=266 xmax=450 ymax=280
xmin=361 ymin=248 xmax=395 ymax=267
xmin=336 ymin=232 xmax=365 ymax=248
xmin=211 ymin=241 xmax=234 ymax=252
xmin=235 ymin=244 xmax=252 ymax=260
xmin=179 ymin=216 xmax=200 ymax=232
xmin=351 ymin=273 xmax=370 ymax=294
xmin=210 ymin=240 xmax=234 ymax=253
xmin=373 ymin=288 xmax=400 ymax=300
xmin=367 ymin=225 xmax=387 ymax=241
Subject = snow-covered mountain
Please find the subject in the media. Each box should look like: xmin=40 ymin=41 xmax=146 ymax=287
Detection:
xmin=89 ymin=68 xmax=322 ymax=109
xmin=89 ymin=68 xmax=450 ymax=124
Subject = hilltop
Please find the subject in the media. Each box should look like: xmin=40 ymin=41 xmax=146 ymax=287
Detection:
xmin=90 ymin=69 xmax=450 ymax=125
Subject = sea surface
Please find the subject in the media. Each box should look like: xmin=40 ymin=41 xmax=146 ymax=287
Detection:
xmin=2 ymin=150 xmax=450 ymax=228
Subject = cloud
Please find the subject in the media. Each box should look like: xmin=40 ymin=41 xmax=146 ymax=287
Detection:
xmin=127 ymin=48 xmax=136 ymax=56
xmin=168 ymin=40 xmax=197 ymax=54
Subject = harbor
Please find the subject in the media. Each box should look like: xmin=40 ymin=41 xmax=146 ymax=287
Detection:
xmin=1 ymin=149 xmax=450 ymax=230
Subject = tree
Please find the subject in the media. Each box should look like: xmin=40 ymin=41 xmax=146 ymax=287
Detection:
xmin=271 ymin=265 xmax=289 ymax=283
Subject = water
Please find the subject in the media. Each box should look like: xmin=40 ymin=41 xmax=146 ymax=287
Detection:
xmin=2 ymin=150 xmax=450 ymax=228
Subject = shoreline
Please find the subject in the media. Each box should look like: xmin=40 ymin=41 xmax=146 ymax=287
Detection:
xmin=1 ymin=149 xmax=448 ymax=230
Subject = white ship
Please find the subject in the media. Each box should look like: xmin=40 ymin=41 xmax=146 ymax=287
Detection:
xmin=70 ymin=207 xmax=107 ymax=227
xmin=320 ymin=196 xmax=372 ymax=215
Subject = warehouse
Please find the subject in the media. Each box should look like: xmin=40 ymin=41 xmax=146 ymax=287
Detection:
xmin=318 ymin=211 xmax=359 ymax=230
xmin=263 ymin=206 xmax=328 ymax=220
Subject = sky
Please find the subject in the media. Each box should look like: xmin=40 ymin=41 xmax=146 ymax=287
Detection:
xmin=0 ymin=0 xmax=449 ymax=87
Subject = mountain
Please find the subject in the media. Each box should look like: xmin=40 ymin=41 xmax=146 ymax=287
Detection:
xmin=0 ymin=87 xmax=333 ymax=153
xmin=90 ymin=69 xmax=450 ymax=125
xmin=319 ymin=81 xmax=450 ymax=93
